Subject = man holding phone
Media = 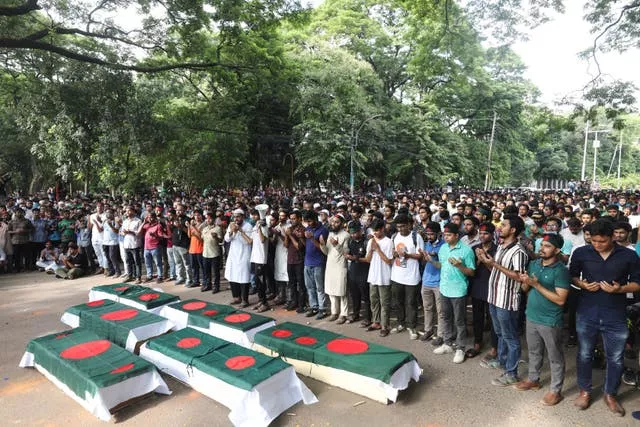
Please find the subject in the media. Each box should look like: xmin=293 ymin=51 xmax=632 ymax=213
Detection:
xmin=569 ymin=219 xmax=640 ymax=417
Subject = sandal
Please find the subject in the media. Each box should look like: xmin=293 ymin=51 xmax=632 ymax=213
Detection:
xmin=465 ymin=348 xmax=480 ymax=359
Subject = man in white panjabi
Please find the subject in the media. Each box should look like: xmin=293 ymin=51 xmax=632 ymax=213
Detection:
xmin=271 ymin=210 xmax=289 ymax=305
xmin=224 ymin=209 xmax=253 ymax=308
xmin=322 ymin=214 xmax=351 ymax=324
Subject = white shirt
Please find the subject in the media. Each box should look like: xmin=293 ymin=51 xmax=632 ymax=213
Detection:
xmin=390 ymin=232 xmax=424 ymax=285
xmin=224 ymin=221 xmax=253 ymax=283
xmin=560 ymin=228 xmax=586 ymax=249
xmin=89 ymin=213 xmax=105 ymax=243
xmin=121 ymin=217 xmax=142 ymax=249
xmin=367 ymin=237 xmax=393 ymax=286
xmin=250 ymin=223 xmax=269 ymax=264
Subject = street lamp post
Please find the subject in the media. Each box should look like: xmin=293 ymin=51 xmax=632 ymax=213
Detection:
xmin=351 ymin=114 xmax=381 ymax=196
xmin=582 ymin=128 xmax=609 ymax=183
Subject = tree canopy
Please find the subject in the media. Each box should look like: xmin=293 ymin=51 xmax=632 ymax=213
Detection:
xmin=1 ymin=0 xmax=639 ymax=194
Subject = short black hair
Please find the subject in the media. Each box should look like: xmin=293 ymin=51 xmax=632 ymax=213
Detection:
xmin=589 ymin=219 xmax=614 ymax=237
xmin=370 ymin=218 xmax=385 ymax=231
xmin=567 ymin=217 xmax=581 ymax=227
xmin=503 ymin=215 xmax=525 ymax=236
xmin=464 ymin=216 xmax=480 ymax=226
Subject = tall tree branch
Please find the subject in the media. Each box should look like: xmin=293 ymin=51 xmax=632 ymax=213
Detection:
xmin=0 ymin=38 xmax=246 ymax=73
xmin=0 ymin=0 xmax=40 ymax=16
xmin=584 ymin=1 xmax=640 ymax=89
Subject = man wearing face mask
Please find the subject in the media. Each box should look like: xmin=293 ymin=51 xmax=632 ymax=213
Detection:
xmin=322 ymin=214 xmax=351 ymax=324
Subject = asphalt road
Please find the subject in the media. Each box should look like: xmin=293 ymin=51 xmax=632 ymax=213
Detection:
xmin=0 ymin=271 xmax=638 ymax=426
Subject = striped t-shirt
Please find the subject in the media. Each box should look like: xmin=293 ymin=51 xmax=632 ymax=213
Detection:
xmin=487 ymin=241 xmax=529 ymax=311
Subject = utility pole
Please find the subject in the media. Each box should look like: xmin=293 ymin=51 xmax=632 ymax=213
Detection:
xmin=581 ymin=120 xmax=589 ymax=181
xmin=617 ymin=130 xmax=623 ymax=187
xmin=484 ymin=111 xmax=497 ymax=191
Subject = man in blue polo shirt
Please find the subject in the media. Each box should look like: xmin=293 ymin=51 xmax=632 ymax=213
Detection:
xmin=426 ymin=223 xmax=475 ymax=364
xmin=303 ymin=210 xmax=330 ymax=320
xmin=569 ymin=219 xmax=640 ymax=417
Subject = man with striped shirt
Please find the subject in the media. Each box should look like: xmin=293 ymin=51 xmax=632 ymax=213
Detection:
xmin=476 ymin=215 xmax=528 ymax=386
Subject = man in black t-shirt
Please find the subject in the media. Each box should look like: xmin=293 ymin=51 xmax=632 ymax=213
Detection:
xmin=346 ymin=221 xmax=371 ymax=325
xmin=54 ymin=242 xmax=88 ymax=279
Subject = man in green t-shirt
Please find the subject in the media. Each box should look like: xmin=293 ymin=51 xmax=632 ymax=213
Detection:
xmin=514 ymin=233 xmax=570 ymax=407
xmin=57 ymin=209 xmax=76 ymax=244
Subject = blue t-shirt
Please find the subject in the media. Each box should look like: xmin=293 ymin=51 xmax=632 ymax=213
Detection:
xmin=304 ymin=224 xmax=329 ymax=267
xmin=422 ymin=239 xmax=444 ymax=287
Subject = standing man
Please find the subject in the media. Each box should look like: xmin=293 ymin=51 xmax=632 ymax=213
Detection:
xmin=250 ymin=209 xmax=270 ymax=312
xmin=89 ymin=203 xmax=106 ymax=274
xmin=390 ymin=214 xmax=424 ymax=340
xmin=346 ymin=221 xmax=371 ymax=325
xmin=515 ymin=233 xmax=570 ymax=406
xmin=8 ymin=208 xmax=33 ymax=272
xmin=476 ymin=215 xmax=529 ymax=386
xmin=468 ymin=222 xmax=498 ymax=360
xmin=365 ymin=218 xmax=394 ymax=336
xmin=428 ymin=223 xmax=475 ymax=363
xmin=201 ymin=212 xmax=222 ymax=293
xmin=271 ymin=211 xmax=290 ymax=305
xmin=284 ymin=210 xmax=306 ymax=313
xmin=303 ymin=210 xmax=329 ymax=320
xmin=171 ymin=205 xmax=192 ymax=285
xmin=323 ymin=214 xmax=351 ymax=324
xmin=224 ymin=209 xmax=253 ymax=308
xmin=121 ymin=206 xmax=143 ymax=284
xmin=420 ymin=222 xmax=444 ymax=343
xmin=569 ymin=219 xmax=640 ymax=417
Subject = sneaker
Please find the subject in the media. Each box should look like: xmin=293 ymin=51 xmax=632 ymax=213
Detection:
xmin=315 ymin=311 xmax=328 ymax=320
xmin=408 ymin=328 xmax=418 ymax=340
xmin=390 ymin=324 xmax=405 ymax=333
xmin=175 ymin=279 xmax=185 ymax=285
xmin=492 ymin=373 xmax=519 ymax=386
xmin=453 ymin=349 xmax=465 ymax=364
xmin=305 ymin=309 xmax=319 ymax=318
xmin=431 ymin=336 xmax=444 ymax=347
xmin=433 ymin=343 xmax=454 ymax=355
xmin=622 ymin=368 xmax=637 ymax=386
xmin=419 ymin=330 xmax=434 ymax=342
xmin=479 ymin=358 xmax=502 ymax=370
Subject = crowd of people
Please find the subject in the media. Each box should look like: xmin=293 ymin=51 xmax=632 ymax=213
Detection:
xmin=1 ymin=186 xmax=639 ymax=416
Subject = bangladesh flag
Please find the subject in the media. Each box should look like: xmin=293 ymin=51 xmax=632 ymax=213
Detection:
xmin=89 ymin=283 xmax=180 ymax=313
xmin=146 ymin=328 xmax=289 ymax=390
xmin=19 ymin=328 xmax=170 ymax=421
xmin=62 ymin=300 xmax=173 ymax=352
xmin=140 ymin=328 xmax=316 ymax=427
xmin=253 ymin=322 xmax=421 ymax=403
xmin=160 ymin=299 xmax=275 ymax=348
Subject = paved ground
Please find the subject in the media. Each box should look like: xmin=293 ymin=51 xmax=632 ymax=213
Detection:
xmin=0 ymin=271 xmax=639 ymax=426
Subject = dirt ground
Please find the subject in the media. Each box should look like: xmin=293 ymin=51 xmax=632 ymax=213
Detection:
xmin=0 ymin=271 xmax=638 ymax=426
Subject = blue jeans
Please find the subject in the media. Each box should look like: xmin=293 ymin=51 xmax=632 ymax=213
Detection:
xmin=576 ymin=312 xmax=628 ymax=395
xmin=489 ymin=304 xmax=521 ymax=378
xmin=304 ymin=265 xmax=326 ymax=311
xmin=144 ymin=248 xmax=162 ymax=279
